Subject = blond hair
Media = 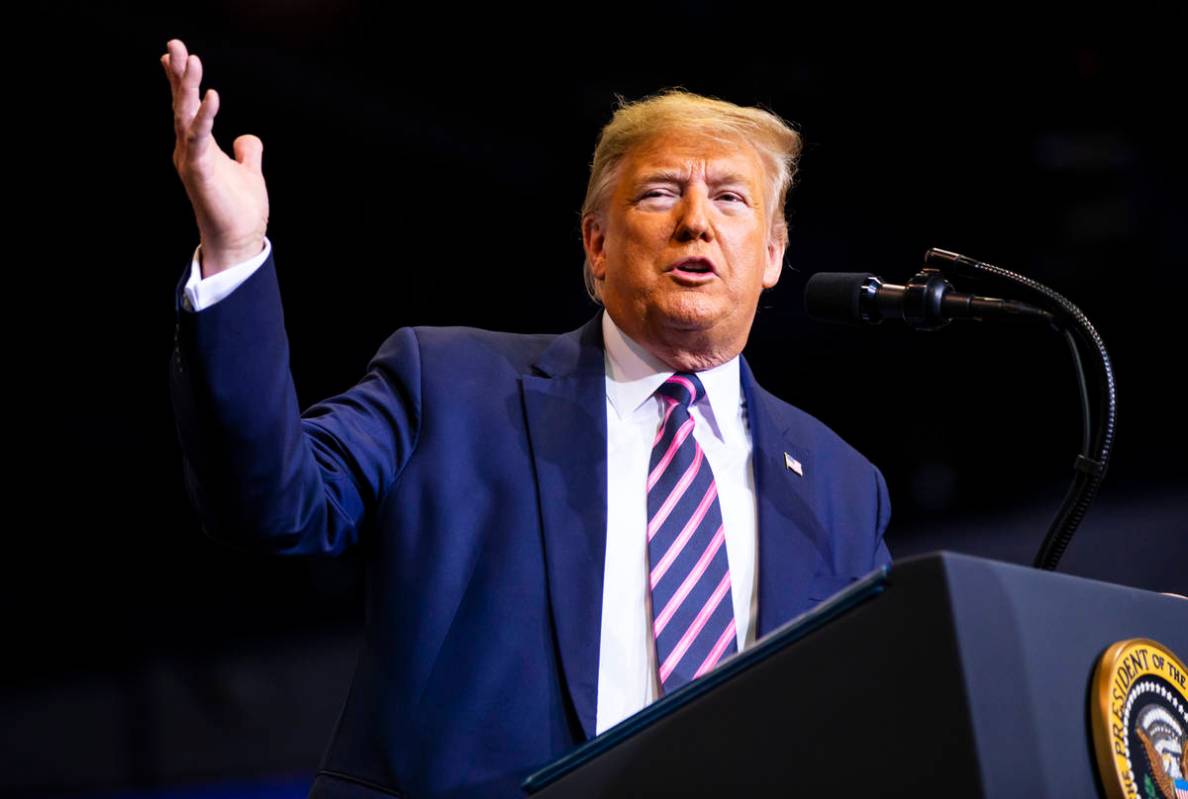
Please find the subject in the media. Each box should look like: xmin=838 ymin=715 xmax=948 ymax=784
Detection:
xmin=580 ymin=89 xmax=802 ymax=302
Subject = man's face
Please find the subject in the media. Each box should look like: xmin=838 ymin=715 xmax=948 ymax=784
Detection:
xmin=583 ymin=128 xmax=784 ymax=370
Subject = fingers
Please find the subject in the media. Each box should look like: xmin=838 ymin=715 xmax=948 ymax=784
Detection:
xmin=189 ymin=88 xmax=219 ymax=148
xmin=181 ymin=52 xmax=203 ymax=91
xmin=165 ymin=39 xmax=189 ymax=83
xmin=176 ymin=54 xmax=203 ymax=133
xmin=160 ymin=53 xmax=174 ymax=88
xmin=163 ymin=39 xmax=222 ymax=164
xmin=233 ymin=135 xmax=264 ymax=173
xmin=162 ymin=50 xmax=181 ymax=130
xmin=163 ymin=40 xmax=203 ymax=138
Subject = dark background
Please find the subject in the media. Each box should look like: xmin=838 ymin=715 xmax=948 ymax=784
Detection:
xmin=14 ymin=5 xmax=1186 ymax=796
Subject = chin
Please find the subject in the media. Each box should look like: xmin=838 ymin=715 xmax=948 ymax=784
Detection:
xmin=652 ymin=293 xmax=724 ymax=332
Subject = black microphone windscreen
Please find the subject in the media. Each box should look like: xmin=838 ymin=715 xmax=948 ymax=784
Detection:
xmin=804 ymin=272 xmax=875 ymax=324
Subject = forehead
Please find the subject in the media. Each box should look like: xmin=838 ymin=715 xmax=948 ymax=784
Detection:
xmin=617 ymin=129 xmax=767 ymax=187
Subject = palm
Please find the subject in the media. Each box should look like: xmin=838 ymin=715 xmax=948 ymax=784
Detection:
xmin=163 ymin=39 xmax=269 ymax=273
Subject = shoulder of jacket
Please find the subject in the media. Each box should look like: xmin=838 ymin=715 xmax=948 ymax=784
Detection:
xmin=371 ymin=325 xmax=561 ymax=373
xmin=751 ymin=380 xmax=878 ymax=473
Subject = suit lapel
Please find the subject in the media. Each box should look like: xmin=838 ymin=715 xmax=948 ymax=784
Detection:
xmin=741 ymin=357 xmax=833 ymax=638
xmin=520 ymin=314 xmax=607 ymax=741
xmin=520 ymin=331 xmax=838 ymax=735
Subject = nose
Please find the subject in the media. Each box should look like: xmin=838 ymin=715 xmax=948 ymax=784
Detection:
xmin=673 ymin=189 xmax=713 ymax=243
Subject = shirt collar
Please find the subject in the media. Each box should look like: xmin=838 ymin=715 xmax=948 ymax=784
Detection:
xmin=602 ymin=311 xmax=741 ymax=441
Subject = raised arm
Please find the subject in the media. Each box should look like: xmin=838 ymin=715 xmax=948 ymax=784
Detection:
xmin=164 ymin=41 xmax=420 ymax=556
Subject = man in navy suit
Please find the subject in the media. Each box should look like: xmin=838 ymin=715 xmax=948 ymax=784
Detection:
xmin=163 ymin=39 xmax=890 ymax=799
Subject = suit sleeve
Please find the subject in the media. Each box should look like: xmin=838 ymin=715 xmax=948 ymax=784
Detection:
xmin=871 ymin=463 xmax=893 ymax=568
xmin=169 ymin=251 xmax=421 ymax=556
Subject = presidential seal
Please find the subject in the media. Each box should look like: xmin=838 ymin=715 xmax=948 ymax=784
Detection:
xmin=1091 ymin=638 xmax=1188 ymax=799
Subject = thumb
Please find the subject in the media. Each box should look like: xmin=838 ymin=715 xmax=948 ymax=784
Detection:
xmin=233 ymin=134 xmax=264 ymax=172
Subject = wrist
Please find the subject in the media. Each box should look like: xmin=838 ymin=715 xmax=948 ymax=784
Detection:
xmin=198 ymin=238 xmax=265 ymax=278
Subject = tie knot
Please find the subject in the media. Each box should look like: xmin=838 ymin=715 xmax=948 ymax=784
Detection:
xmin=655 ymin=372 xmax=705 ymax=409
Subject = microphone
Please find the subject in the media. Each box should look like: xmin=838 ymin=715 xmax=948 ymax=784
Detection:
xmin=804 ymin=250 xmax=1115 ymax=572
xmin=804 ymin=269 xmax=1052 ymax=330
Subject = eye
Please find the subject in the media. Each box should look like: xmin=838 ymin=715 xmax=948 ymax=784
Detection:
xmin=717 ymin=192 xmax=745 ymax=203
xmin=635 ymin=188 xmax=679 ymax=208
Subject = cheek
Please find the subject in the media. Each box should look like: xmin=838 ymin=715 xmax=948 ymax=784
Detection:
xmin=616 ymin=241 xmax=660 ymax=284
xmin=724 ymin=236 xmax=767 ymax=284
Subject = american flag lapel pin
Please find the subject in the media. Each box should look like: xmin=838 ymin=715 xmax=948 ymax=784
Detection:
xmin=784 ymin=452 xmax=803 ymax=477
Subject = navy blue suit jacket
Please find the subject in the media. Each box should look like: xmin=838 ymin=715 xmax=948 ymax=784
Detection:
xmin=170 ymin=253 xmax=891 ymax=798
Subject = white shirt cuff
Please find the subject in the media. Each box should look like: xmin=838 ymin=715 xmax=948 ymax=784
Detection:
xmin=182 ymin=238 xmax=273 ymax=312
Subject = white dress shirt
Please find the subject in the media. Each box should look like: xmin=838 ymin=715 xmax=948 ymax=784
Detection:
xmin=182 ymin=240 xmax=273 ymax=312
xmin=182 ymin=243 xmax=759 ymax=735
xmin=597 ymin=313 xmax=758 ymax=733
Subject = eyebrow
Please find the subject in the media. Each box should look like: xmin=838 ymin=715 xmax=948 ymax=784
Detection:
xmin=634 ymin=170 xmax=755 ymax=189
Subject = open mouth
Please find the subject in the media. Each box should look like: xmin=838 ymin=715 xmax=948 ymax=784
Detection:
xmin=669 ymin=258 xmax=716 ymax=280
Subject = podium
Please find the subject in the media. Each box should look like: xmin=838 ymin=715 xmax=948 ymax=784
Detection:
xmin=523 ymin=552 xmax=1187 ymax=797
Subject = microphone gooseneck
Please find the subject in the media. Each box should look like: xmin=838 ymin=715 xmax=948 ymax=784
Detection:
xmin=803 ymin=249 xmax=1116 ymax=571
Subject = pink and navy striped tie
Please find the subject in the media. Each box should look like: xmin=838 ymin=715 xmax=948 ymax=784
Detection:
xmin=647 ymin=372 xmax=737 ymax=694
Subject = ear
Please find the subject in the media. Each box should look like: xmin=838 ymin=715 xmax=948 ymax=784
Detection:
xmin=762 ymin=232 xmax=786 ymax=289
xmin=581 ymin=213 xmax=609 ymax=281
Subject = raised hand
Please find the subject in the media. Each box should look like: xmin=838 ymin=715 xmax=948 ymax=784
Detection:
xmin=162 ymin=39 xmax=269 ymax=276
